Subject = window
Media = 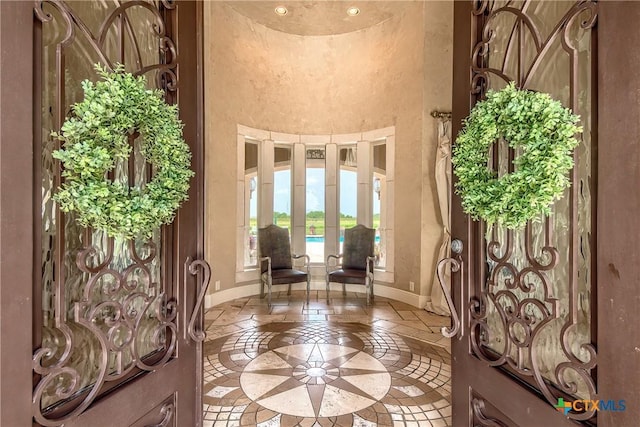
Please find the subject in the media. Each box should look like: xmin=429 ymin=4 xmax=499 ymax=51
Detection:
xmin=339 ymin=146 xmax=358 ymax=254
xmin=373 ymin=142 xmax=387 ymax=268
xmin=236 ymin=126 xmax=394 ymax=283
xmin=244 ymin=141 xmax=258 ymax=268
xmin=273 ymin=145 xmax=292 ymax=233
xmin=306 ymin=148 xmax=325 ymax=263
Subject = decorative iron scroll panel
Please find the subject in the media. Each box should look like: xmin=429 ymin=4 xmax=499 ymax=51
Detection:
xmin=33 ymin=1 xmax=179 ymax=425
xmin=469 ymin=0 xmax=596 ymax=421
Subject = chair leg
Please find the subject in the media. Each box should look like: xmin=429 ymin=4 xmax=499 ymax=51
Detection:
xmin=325 ymin=275 xmax=330 ymax=304
xmin=365 ymin=277 xmax=370 ymax=305
xmin=267 ymin=276 xmax=272 ymax=307
xmin=370 ymin=279 xmax=374 ymax=301
xmin=307 ymin=276 xmax=311 ymax=305
xmin=342 ymin=283 xmax=346 ymax=296
xmin=260 ymin=276 xmax=265 ymax=298
xmin=287 ymin=283 xmax=292 ymax=296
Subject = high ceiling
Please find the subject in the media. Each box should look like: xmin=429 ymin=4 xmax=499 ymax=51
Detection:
xmin=224 ymin=1 xmax=402 ymax=36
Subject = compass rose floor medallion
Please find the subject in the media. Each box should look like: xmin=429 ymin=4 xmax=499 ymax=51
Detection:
xmin=203 ymin=322 xmax=451 ymax=426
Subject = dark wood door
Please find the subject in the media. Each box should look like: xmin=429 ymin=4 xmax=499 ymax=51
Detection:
xmin=0 ymin=1 xmax=205 ymax=426
xmin=448 ymin=1 xmax=640 ymax=426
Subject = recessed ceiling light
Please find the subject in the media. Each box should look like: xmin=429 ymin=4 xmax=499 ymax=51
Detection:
xmin=274 ymin=6 xmax=288 ymax=16
xmin=346 ymin=6 xmax=360 ymax=16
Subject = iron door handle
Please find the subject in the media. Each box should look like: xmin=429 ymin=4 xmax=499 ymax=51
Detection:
xmin=183 ymin=257 xmax=211 ymax=343
xmin=145 ymin=403 xmax=175 ymax=427
xmin=437 ymin=239 xmax=463 ymax=339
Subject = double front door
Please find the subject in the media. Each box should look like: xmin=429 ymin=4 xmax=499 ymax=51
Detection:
xmin=2 ymin=1 xmax=640 ymax=427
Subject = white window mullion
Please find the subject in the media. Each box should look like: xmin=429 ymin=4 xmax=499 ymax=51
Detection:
xmin=357 ymin=140 xmax=372 ymax=227
xmin=236 ymin=135 xmax=246 ymax=274
xmin=325 ymin=143 xmax=339 ymax=260
xmin=259 ymin=139 xmax=274 ymax=228
xmin=384 ymin=135 xmax=395 ymax=274
xmin=292 ymin=142 xmax=306 ymax=256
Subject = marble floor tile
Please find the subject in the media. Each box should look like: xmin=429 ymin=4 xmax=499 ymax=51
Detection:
xmin=203 ymin=294 xmax=452 ymax=426
xmin=331 ymin=305 xmax=368 ymax=315
xmin=238 ymin=305 xmax=273 ymax=316
xmin=252 ymin=314 xmax=287 ymax=323
xmin=270 ymin=305 xmax=305 ymax=315
xmin=397 ymin=310 xmax=420 ymax=321
xmin=363 ymin=307 xmax=403 ymax=321
xmin=284 ymin=314 xmax=328 ymax=322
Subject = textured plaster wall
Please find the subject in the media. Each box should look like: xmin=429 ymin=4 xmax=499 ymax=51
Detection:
xmin=204 ymin=1 xmax=453 ymax=302
xmin=420 ymin=3 xmax=454 ymax=302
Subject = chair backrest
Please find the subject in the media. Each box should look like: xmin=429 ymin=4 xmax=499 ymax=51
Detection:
xmin=258 ymin=224 xmax=292 ymax=271
xmin=342 ymin=224 xmax=375 ymax=270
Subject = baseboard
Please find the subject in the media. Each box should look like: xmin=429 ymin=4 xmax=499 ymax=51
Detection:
xmin=205 ymin=283 xmax=262 ymax=309
xmin=205 ymin=281 xmax=427 ymax=309
xmin=373 ymin=284 xmax=429 ymax=308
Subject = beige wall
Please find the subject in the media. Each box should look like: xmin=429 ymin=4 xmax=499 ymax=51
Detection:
xmin=420 ymin=3 xmax=454 ymax=301
xmin=204 ymin=1 xmax=452 ymax=302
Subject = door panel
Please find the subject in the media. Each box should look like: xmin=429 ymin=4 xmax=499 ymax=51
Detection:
xmin=469 ymin=0 xmax=596 ymax=409
xmin=28 ymin=1 xmax=204 ymax=426
xmin=596 ymin=5 xmax=640 ymax=427
xmin=0 ymin=2 xmax=35 ymax=426
xmin=451 ymin=1 xmax=597 ymax=426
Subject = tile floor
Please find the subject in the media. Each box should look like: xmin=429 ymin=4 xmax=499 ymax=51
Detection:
xmin=203 ymin=290 xmax=452 ymax=427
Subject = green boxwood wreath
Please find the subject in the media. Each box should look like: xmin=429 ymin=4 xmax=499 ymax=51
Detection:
xmin=452 ymin=82 xmax=582 ymax=229
xmin=53 ymin=64 xmax=194 ymax=239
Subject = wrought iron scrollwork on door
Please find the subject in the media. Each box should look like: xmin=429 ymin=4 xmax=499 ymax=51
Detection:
xmin=34 ymin=0 xmax=179 ymax=91
xmin=33 ymin=1 xmax=180 ymax=425
xmin=32 ymin=239 xmax=178 ymax=426
xmin=468 ymin=0 xmax=597 ymax=421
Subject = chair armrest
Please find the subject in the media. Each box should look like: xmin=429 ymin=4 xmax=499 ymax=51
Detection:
xmin=292 ymin=254 xmax=310 ymax=264
xmin=260 ymin=256 xmax=271 ymax=276
xmin=292 ymin=254 xmax=311 ymax=275
xmin=326 ymin=254 xmax=343 ymax=274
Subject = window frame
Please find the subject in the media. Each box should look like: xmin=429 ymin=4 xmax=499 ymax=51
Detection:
xmin=235 ymin=125 xmax=395 ymax=284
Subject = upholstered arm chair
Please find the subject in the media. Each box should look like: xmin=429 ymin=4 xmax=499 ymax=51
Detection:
xmin=325 ymin=224 xmax=376 ymax=304
xmin=258 ymin=224 xmax=311 ymax=306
